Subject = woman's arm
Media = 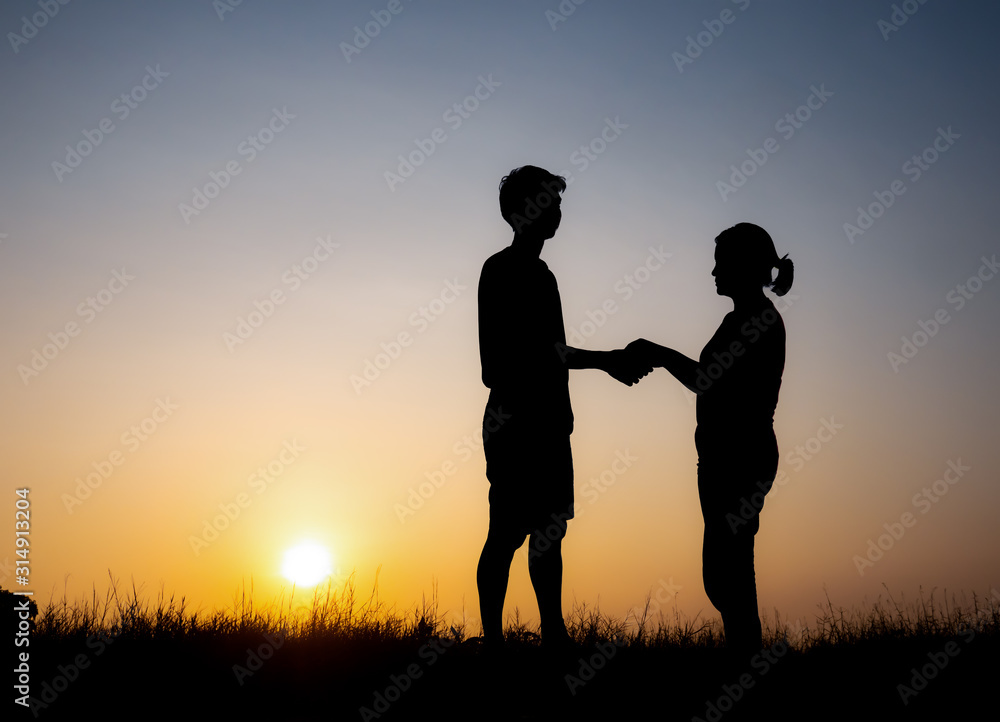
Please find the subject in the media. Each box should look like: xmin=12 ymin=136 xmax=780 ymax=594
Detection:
xmin=627 ymin=339 xmax=701 ymax=393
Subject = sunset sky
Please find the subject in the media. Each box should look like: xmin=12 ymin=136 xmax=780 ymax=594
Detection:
xmin=2 ymin=0 xmax=998 ymax=631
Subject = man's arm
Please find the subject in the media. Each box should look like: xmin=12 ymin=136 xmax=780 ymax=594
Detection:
xmin=559 ymin=344 xmax=650 ymax=386
xmin=559 ymin=345 xmax=604 ymax=370
xmin=479 ymin=258 xmax=521 ymax=388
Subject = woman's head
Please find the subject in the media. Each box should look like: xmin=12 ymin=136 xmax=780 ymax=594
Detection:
xmin=712 ymin=223 xmax=794 ymax=298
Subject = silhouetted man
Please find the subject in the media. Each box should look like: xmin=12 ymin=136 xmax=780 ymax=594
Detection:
xmin=476 ymin=165 xmax=647 ymax=648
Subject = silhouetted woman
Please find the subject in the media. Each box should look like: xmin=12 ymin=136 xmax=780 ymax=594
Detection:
xmin=630 ymin=223 xmax=793 ymax=657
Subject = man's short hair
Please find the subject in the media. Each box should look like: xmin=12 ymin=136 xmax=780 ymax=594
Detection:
xmin=498 ymin=166 xmax=566 ymax=231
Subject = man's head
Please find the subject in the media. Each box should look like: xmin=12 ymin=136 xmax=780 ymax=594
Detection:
xmin=499 ymin=166 xmax=566 ymax=240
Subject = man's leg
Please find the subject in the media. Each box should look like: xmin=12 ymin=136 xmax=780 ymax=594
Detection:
xmin=527 ymin=513 xmax=569 ymax=640
xmin=477 ymin=524 xmax=526 ymax=643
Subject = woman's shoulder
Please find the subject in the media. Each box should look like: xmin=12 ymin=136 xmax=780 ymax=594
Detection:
xmin=723 ymin=298 xmax=785 ymax=349
xmin=741 ymin=296 xmax=784 ymax=323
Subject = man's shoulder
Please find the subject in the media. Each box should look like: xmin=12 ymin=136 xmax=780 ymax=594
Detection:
xmin=481 ymin=246 xmax=547 ymax=281
xmin=480 ymin=249 xmax=509 ymax=290
xmin=482 ymin=246 xmax=513 ymax=270
xmin=484 ymin=245 xmax=538 ymax=266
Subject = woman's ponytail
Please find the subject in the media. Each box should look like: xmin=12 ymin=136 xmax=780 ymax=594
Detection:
xmin=771 ymin=254 xmax=794 ymax=296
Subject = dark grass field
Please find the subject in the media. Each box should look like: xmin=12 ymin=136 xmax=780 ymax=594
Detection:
xmin=13 ymin=577 xmax=999 ymax=721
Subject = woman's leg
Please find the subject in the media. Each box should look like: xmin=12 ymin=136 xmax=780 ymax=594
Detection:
xmin=700 ymin=468 xmax=766 ymax=657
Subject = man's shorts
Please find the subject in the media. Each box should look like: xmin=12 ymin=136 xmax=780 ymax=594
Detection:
xmin=484 ymin=411 xmax=574 ymax=535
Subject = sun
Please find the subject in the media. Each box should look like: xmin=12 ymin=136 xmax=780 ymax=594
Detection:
xmin=281 ymin=542 xmax=333 ymax=587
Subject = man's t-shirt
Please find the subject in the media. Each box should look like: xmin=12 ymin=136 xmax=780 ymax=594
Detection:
xmin=478 ymin=245 xmax=574 ymax=436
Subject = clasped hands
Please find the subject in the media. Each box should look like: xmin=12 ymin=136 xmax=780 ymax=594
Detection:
xmin=604 ymin=338 xmax=658 ymax=386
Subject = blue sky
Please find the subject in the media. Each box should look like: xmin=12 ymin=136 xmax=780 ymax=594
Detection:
xmin=2 ymin=0 xmax=998 ymax=623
